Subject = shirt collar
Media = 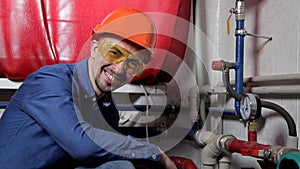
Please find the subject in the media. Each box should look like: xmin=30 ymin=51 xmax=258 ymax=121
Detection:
xmin=73 ymin=58 xmax=95 ymax=98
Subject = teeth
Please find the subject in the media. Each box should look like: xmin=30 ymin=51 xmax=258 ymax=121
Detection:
xmin=105 ymin=72 xmax=115 ymax=81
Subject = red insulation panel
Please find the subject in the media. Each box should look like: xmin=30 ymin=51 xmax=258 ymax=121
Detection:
xmin=0 ymin=0 xmax=191 ymax=83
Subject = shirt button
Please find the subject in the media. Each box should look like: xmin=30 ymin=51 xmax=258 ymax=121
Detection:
xmin=152 ymin=154 xmax=157 ymax=159
xmin=131 ymin=152 xmax=136 ymax=157
xmin=92 ymin=97 xmax=97 ymax=101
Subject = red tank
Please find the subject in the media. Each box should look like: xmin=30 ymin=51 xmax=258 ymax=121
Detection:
xmin=0 ymin=0 xmax=191 ymax=84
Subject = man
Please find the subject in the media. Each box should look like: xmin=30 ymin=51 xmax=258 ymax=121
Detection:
xmin=0 ymin=8 xmax=177 ymax=169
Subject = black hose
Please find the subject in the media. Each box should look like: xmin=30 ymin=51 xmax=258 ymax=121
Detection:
xmin=222 ymin=72 xmax=242 ymax=101
xmin=261 ymin=100 xmax=297 ymax=137
xmin=217 ymin=61 xmax=296 ymax=137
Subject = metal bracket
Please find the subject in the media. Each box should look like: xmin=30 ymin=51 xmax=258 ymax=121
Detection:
xmin=235 ymin=29 xmax=272 ymax=41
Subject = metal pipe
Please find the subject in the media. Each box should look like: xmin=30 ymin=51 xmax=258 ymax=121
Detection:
xmin=195 ymin=131 xmax=299 ymax=166
xmin=227 ymin=139 xmax=299 ymax=164
xmin=217 ymin=73 xmax=300 ymax=94
xmin=211 ymin=0 xmax=247 ymax=117
xmin=243 ymin=73 xmax=300 ymax=84
xmin=208 ymin=107 xmax=236 ymax=116
xmin=227 ymin=139 xmax=271 ymax=158
xmin=248 ymin=121 xmax=257 ymax=142
xmin=248 ymin=85 xmax=300 ymax=94
xmin=234 ymin=0 xmax=246 ymax=117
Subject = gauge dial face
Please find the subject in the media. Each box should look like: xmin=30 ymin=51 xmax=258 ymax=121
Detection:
xmin=240 ymin=94 xmax=260 ymax=120
xmin=240 ymin=95 xmax=252 ymax=120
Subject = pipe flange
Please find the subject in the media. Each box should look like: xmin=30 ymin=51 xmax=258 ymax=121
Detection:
xmin=235 ymin=29 xmax=247 ymax=36
xmin=218 ymin=135 xmax=236 ymax=155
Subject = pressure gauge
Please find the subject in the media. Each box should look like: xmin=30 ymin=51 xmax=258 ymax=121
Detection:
xmin=239 ymin=93 xmax=261 ymax=121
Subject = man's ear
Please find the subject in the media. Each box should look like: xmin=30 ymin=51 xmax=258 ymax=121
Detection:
xmin=91 ymin=40 xmax=99 ymax=58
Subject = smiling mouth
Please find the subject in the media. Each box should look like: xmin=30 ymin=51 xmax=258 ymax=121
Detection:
xmin=105 ymin=70 xmax=115 ymax=81
xmin=101 ymin=66 xmax=127 ymax=86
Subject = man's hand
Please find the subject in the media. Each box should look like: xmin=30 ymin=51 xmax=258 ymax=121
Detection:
xmin=157 ymin=147 xmax=177 ymax=169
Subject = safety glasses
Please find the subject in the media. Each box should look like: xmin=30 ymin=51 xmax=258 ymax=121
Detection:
xmin=98 ymin=40 xmax=147 ymax=76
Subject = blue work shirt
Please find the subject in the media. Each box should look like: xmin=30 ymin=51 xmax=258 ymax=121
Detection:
xmin=0 ymin=58 xmax=161 ymax=168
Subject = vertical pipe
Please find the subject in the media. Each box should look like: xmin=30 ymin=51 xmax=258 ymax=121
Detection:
xmin=234 ymin=0 xmax=245 ymax=117
xmin=218 ymin=155 xmax=232 ymax=169
xmin=248 ymin=121 xmax=257 ymax=142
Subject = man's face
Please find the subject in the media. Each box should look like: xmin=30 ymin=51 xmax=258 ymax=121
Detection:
xmin=89 ymin=35 xmax=150 ymax=94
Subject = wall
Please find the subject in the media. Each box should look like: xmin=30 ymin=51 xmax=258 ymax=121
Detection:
xmin=198 ymin=0 xmax=300 ymax=168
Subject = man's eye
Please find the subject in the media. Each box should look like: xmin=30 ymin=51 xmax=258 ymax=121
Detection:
xmin=108 ymin=50 xmax=122 ymax=58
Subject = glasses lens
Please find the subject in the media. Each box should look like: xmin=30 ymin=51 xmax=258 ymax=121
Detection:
xmin=124 ymin=57 xmax=145 ymax=76
xmin=99 ymin=40 xmax=128 ymax=64
xmin=99 ymin=40 xmax=146 ymax=76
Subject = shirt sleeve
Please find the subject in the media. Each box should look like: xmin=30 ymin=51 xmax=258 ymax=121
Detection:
xmin=15 ymin=65 xmax=161 ymax=165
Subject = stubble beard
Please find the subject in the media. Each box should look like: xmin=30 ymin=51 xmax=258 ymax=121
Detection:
xmin=95 ymin=66 xmax=112 ymax=94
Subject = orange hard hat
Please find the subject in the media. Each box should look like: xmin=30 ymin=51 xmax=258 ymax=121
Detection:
xmin=92 ymin=8 xmax=157 ymax=57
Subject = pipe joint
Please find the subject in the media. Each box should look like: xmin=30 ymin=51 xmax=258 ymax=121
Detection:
xmin=195 ymin=130 xmax=236 ymax=166
xmin=235 ymin=29 xmax=247 ymax=36
xmin=235 ymin=0 xmax=245 ymax=20
xmin=219 ymin=135 xmax=237 ymax=155
xmin=212 ymin=60 xmax=235 ymax=73
xmin=265 ymin=146 xmax=299 ymax=164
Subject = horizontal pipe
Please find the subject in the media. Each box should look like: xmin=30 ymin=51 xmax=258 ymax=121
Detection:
xmin=227 ymin=139 xmax=271 ymax=158
xmin=244 ymin=73 xmax=300 ymax=84
xmin=247 ymin=85 xmax=300 ymax=94
xmin=219 ymin=73 xmax=300 ymax=88
xmin=189 ymin=85 xmax=227 ymax=96
xmin=195 ymin=131 xmax=299 ymax=165
xmin=201 ymin=84 xmax=300 ymax=95
xmin=208 ymin=107 xmax=236 ymax=116
xmin=227 ymin=139 xmax=299 ymax=164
